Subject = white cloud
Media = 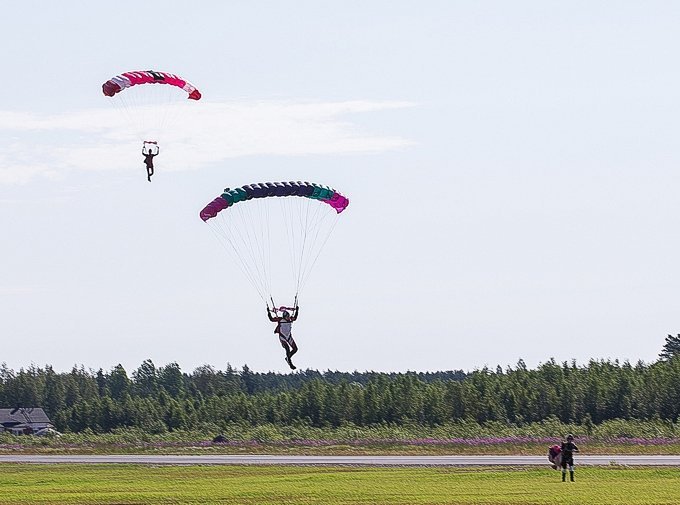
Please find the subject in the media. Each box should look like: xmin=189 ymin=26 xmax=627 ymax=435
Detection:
xmin=0 ymin=100 xmax=414 ymax=184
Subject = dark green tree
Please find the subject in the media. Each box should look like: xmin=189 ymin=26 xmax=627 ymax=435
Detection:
xmin=659 ymin=334 xmax=680 ymax=360
xmin=133 ymin=359 xmax=159 ymax=397
xmin=158 ymin=362 xmax=185 ymax=397
xmin=43 ymin=366 xmax=66 ymax=418
xmin=109 ymin=365 xmax=131 ymax=400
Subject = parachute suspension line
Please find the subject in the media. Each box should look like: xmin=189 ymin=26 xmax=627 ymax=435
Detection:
xmin=214 ymin=211 xmax=249 ymax=284
xmin=106 ymin=92 xmax=136 ymax=141
xmin=233 ymin=201 xmax=271 ymax=298
xmin=293 ymin=196 xmax=313 ymax=294
xmin=218 ymin=215 xmax=268 ymax=303
xmin=296 ymin=202 xmax=335 ymax=295
xmin=254 ymin=200 xmax=267 ymax=300
xmin=294 ymin=199 xmax=310 ymax=295
xmin=300 ymin=199 xmax=335 ymax=289
xmin=255 ymin=197 xmax=273 ymax=299
xmin=108 ymin=83 xmax=189 ymax=142
xmin=277 ymin=197 xmax=317 ymax=300
xmin=298 ymin=212 xmax=339 ymax=294
xmin=285 ymin=196 xmax=307 ymax=298
xmin=265 ymin=199 xmax=273 ymax=302
xmin=210 ymin=199 xmax=278 ymax=304
xmin=243 ymin=201 xmax=271 ymax=301
xmin=156 ymin=84 xmax=182 ymax=133
xmin=201 ymin=184 xmax=347 ymax=307
xmin=149 ymin=84 xmax=183 ymax=140
xmin=281 ymin=197 xmax=302 ymax=298
xmin=277 ymin=195 xmax=337 ymax=298
xmin=115 ymin=86 xmax=149 ymax=139
xmin=207 ymin=220 xmax=267 ymax=304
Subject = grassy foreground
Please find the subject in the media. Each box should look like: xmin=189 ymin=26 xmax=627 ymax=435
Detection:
xmin=1 ymin=465 xmax=679 ymax=505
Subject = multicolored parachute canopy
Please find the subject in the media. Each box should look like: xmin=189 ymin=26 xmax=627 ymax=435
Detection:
xmin=200 ymin=181 xmax=349 ymax=304
xmin=200 ymin=182 xmax=349 ymax=222
xmin=102 ymin=70 xmax=201 ymax=100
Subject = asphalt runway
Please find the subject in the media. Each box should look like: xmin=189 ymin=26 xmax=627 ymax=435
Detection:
xmin=1 ymin=454 xmax=679 ymax=466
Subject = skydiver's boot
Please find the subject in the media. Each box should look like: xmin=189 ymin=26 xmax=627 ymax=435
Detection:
xmin=285 ymin=353 xmax=296 ymax=370
xmin=570 ymin=470 xmax=574 ymax=482
xmin=562 ymin=471 xmax=566 ymax=482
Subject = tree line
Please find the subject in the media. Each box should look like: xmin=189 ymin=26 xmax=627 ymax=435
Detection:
xmin=1 ymin=356 xmax=679 ymax=433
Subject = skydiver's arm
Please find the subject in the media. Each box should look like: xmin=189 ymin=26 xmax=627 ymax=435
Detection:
xmin=267 ymin=308 xmax=278 ymax=322
xmin=291 ymin=306 xmax=299 ymax=321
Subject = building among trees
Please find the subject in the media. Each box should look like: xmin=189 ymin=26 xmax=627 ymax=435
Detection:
xmin=0 ymin=408 xmax=54 ymax=435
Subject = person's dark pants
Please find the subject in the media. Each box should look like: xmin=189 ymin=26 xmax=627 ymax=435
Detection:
xmin=561 ymin=456 xmax=574 ymax=481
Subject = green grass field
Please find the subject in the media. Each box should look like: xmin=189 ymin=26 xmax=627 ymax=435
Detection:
xmin=1 ymin=465 xmax=679 ymax=505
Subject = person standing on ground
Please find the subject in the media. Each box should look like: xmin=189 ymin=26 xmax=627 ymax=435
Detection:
xmin=560 ymin=434 xmax=579 ymax=482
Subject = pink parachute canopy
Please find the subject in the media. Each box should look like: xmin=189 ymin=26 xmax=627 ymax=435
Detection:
xmin=102 ymin=70 xmax=201 ymax=100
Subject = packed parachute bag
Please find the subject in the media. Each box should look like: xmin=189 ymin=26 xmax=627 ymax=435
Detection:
xmin=548 ymin=444 xmax=562 ymax=470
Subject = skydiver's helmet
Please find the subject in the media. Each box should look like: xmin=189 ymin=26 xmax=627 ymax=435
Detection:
xmin=282 ymin=310 xmax=290 ymax=319
xmin=566 ymin=434 xmax=574 ymax=441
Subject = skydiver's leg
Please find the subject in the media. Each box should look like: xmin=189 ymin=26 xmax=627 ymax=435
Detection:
xmin=280 ymin=340 xmax=292 ymax=359
xmin=279 ymin=337 xmax=297 ymax=370
xmin=286 ymin=338 xmax=298 ymax=369
xmin=288 ymin=338 xmax=298 ymax=358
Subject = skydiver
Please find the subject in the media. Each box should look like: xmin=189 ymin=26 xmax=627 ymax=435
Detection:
xmin=267 ymin=304 xmax=299 ymax=370
xmin=142 ymin=143 xmax=159 ymax=182
xmin=560 ymin=434 xmax=579 ymax=482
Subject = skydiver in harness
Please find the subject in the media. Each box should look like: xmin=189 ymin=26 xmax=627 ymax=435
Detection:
xmin=142 ymin=141 xmax=159 ymax=182
xmin=267 ymin=302 xmax=299 ymax=370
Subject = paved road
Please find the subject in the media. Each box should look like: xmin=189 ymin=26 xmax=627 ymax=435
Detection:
xmin=1 ymin=454 xmax=680 ymax=466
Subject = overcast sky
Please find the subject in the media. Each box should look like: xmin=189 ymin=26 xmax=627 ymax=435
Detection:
xmin=2 ymin=1 xmax=679 ymax=374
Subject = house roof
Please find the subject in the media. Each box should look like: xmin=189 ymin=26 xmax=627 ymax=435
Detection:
xmin=0 ymin=408 xmax=52 ymax=425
